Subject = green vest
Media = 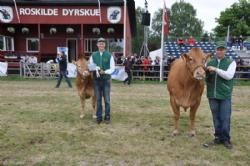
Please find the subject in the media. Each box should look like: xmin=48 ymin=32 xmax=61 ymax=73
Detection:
xmin=92 ymin=51 xmax=111 ymax=80
xmin=206 ymin=57 xmax=234 ymax=99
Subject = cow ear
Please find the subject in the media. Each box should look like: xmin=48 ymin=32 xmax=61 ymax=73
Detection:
xmin=78 ymin=53 xmax=87 ymax=60
xmin=181 ymin=53 xmax=192 ymax=62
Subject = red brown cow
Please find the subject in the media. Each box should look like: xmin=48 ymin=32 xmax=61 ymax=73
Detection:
xmin=167 ymin=48 xmax=211 ymax=136
xmin=74 ymin=56 xmax=96 ymax=119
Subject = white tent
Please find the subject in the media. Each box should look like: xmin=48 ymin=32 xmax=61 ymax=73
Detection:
xmin=149 ymin=48 xmax=162 ymax=62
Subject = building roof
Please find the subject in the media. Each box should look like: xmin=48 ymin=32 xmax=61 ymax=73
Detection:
xmin=0 ymin=0 xmax=136 ymax=35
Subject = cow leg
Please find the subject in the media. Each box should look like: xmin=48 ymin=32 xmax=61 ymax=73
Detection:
xmin=170 ymin=97 xmax=180 ymax=136
xmin=79 ymin=95 xmax=86 ymax=119
xmin=92 ymin=96 xmax=97 ymax=119
xmin=189 ymin=105 xmax=199 ymax=136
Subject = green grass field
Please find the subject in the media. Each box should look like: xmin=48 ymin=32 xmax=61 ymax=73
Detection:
xmin=0 ymin=78 xmax=250 ymax=165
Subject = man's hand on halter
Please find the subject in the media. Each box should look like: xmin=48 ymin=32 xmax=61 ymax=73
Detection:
xmin=99 ymin=69 xmax=105 ymax=75
xmin=207 ymin=66 xmax=217 ymax=72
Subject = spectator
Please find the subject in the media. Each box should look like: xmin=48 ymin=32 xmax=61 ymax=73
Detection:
xmin=238 ymin=35 xmax=244 ymax=50
xmin=177 ymin=38 xmax=185 ymax=47
xmin=55 ymin=51 xmax=72 ymax=88
xmin=231 ymin=36 xmax=238 ymax=49
xmin=188 ymin=36 xmax=196 ymax=46
xmin=153 ymin=56 xmax=160 ymax=78
xmin=143 ymin=56 xmax=150 ymax=79
xmin=123 ymin=56 xmax=133 ymax=85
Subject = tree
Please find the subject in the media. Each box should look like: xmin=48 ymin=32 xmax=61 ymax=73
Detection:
xmin=214 ymin=0 xmax=250 ymax=37
xmin=169 ymin=0 xmax=203 ymax=38
xmin=132 ymin=7 xmax=145 ymax=55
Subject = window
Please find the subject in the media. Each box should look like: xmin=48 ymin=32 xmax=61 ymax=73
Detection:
xmin=0 ymin=35 xmax=14 ymax=51
xmin=5 ymin=36 xmax=14 ymax=51
xmin=26 ymin=38 xmax=39 ymax=52
xmin=0 ymin=36 xmax=4 ymax=50
xmin=84 ymin=38 xmax=124 ymax=53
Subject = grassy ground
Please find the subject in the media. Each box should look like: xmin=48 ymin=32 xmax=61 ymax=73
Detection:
xmin=0 ymin=78 xmax=250 ymax=165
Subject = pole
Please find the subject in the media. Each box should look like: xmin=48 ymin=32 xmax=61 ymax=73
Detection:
xmin=98 ymin=0 xmax=102 ymax=23
xmin=123 ymin=0 xmax=127 ymax=57
xmin=13 ymin=0 xmax=20 ymax=23
xmin=160 ymin=1 xmax=165 ymax=82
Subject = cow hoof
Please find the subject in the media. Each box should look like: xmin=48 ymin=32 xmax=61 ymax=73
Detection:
xmin=92 ymin=115 xmax=97 ymax=119
xmin=80 ymin=114 xmax=85 ymax=119
xmin=172 ymin=130 xmax=179 ymax=136
xmin=190 ymin=130 xmax=196 ymax=137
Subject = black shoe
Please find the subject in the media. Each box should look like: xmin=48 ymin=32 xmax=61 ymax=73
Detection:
xmin=224 ymin=141 xmax=233 ymax=149
xmin=105 ymin=119 xmax=110 ymax=124
xmin=104 ymin=116 xmax=110 ymax=124
xmin=96 ymin=119 xmax=102 ymax=124
xmin=203 ymin=139 xmax=222 ymax=148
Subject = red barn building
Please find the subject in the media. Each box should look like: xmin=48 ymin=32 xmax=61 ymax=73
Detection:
xmin=0 ymin=0 xmax=136 ymax=63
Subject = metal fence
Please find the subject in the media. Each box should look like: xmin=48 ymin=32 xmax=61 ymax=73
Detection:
xmin=5 ymin=62 xmax=250 ymax=80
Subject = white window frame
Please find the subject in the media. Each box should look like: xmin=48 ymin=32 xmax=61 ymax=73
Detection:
xmin=0 ymin=35 xmax=14 ymax=51
xmin=5 ymin=36 xmax=14 ymax=51
xmin=26 ymin=38 xmax=39 ymax=53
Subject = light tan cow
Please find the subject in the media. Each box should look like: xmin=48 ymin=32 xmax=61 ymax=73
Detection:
xmin=167 ymin=48 xmax=211 ymax=136
xmin=73 ymin=55 xmax=96 ymax=119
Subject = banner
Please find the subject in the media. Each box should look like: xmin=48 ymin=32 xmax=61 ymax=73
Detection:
xmin=111 ymin=66 xmax=128 ymax=81
xmin=0 ymin=62 xmax=8 ymax=76
xmin=67 ymin=63 xmax=77 ymax=78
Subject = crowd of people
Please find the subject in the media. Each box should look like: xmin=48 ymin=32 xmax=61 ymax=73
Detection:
xmin=229 ymin=35 xmax=245 ymax=50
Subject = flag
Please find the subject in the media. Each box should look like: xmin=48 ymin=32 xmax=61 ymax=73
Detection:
xmin=163 ymin=1 xmax=169 ymax=36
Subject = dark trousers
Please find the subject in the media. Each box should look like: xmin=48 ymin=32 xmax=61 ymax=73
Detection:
xmin=124 ymin=70 xmax=132 ymax=85
xmin=94 ymin=79 xmax=111 ymax=121
xmin=56 ymin=71 xmax=72 ymax=88
xmin=208 ymin=98 xmax=232 ymax=142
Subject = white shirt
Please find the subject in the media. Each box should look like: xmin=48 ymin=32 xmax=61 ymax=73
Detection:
xmin=89 ymin=51 xmax=115 ymax=75
xmin=215 ymin=60 xmax=236 ymax=80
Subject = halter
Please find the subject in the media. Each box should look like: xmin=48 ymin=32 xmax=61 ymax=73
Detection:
xmin=76 ymin=65 xmax=90 ymax=80
xmin=185 ymin=61 xmax=205 ymax=75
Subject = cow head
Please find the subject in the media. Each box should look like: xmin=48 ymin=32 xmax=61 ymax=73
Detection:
xmin=181 ymin=48 xmax=211 ymax=80
xmin=73 ymin=55 xmax=90 ymax=79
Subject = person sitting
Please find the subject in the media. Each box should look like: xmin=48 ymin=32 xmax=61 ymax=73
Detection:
xmin=177 ymin=38 xmax=185 ymax=47
xmin=188 ymin=36 xmax=196 ymax=46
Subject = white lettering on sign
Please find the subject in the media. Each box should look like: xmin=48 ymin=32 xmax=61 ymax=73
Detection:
xmin=62 ymin=9 xmax=100 ymax=16
xmin=18 ymin=8 xmax=100 ymax=17
xmin=19 ymin=8 xmax=58 ymax=16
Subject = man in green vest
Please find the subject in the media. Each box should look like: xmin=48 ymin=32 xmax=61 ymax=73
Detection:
xmin=89 ymin=37 xmax=115 ymax=124
xmin=203 ymin=41 xmax=236 ymax=149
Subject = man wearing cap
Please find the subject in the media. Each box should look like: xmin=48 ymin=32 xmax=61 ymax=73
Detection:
xmin=203 ymin=41 xmax=236 ymax=149
xmin=89 ymin=37 xmax=115 ymax=124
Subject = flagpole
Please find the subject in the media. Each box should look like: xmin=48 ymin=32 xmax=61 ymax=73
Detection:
xmin=226 ymin=25 xmax=230 ymax=47
xmin=98 ymin=0 xmax=102 ymax=23
xmin=13 ymin=0 xmax=20 ymax=23
xmin=123 ymin=0 xmax=127 ymax=57
xmin=160 ymin=0 xmax=165 ymax=82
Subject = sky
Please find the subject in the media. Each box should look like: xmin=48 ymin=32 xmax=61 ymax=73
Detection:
xmin=135 ymin=0 xmax=239 ymax=33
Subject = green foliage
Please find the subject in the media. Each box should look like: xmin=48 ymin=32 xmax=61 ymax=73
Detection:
xmin=214 ymin=0 xmax=250 ymax=37
xmin=132 ymin=7 xmax=145 ymax=55
xmin=169 ymin=0 xmax=203 ymax=38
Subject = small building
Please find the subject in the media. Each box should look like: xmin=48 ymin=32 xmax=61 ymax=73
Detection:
xmin=0 ymin=0 xmax=136 ymax=63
